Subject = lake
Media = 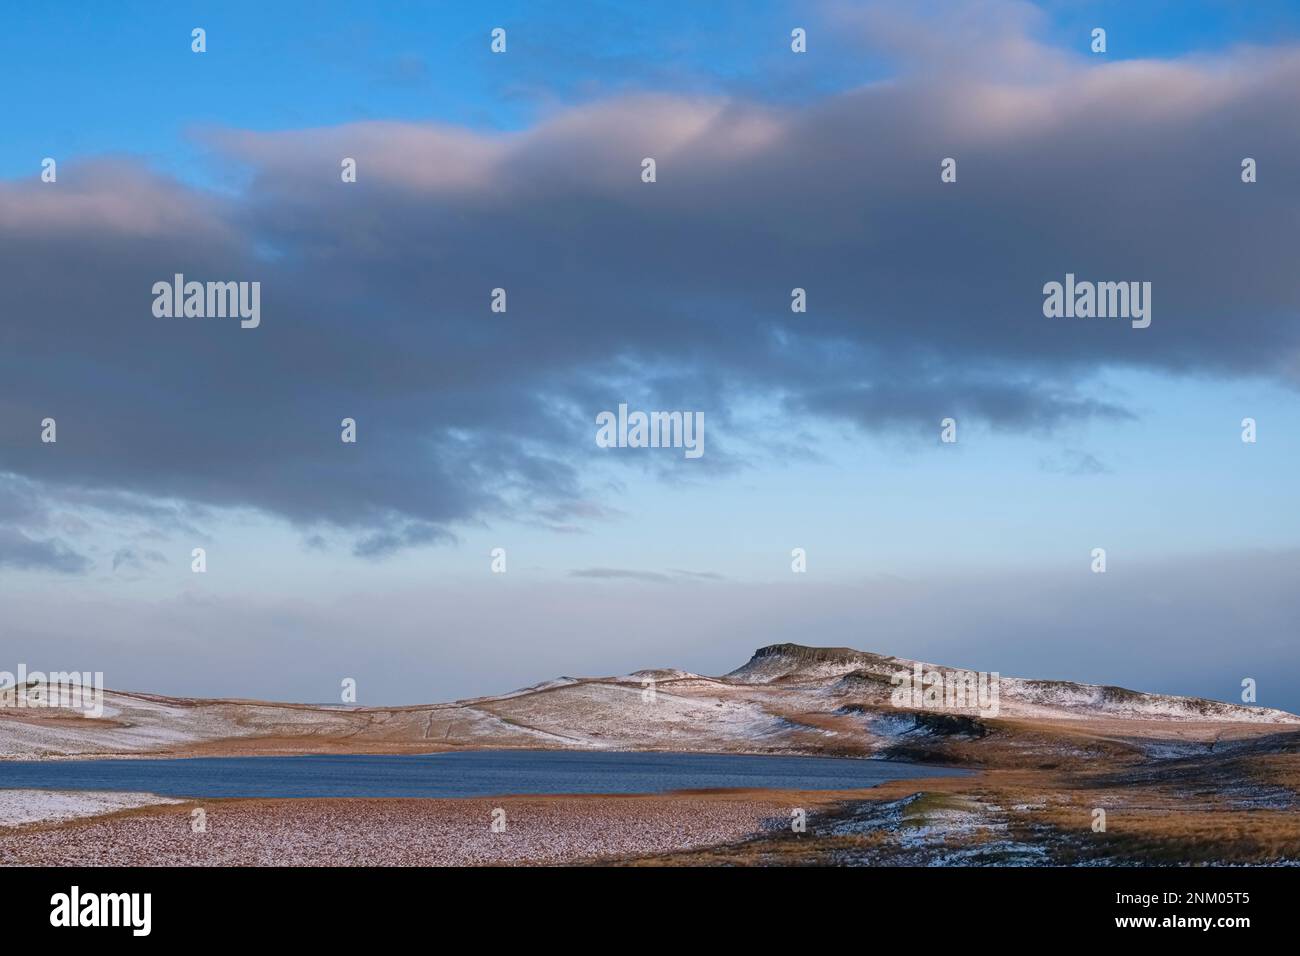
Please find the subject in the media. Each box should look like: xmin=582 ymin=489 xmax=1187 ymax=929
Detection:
xmin=0 ymin=749 xmax=964 ymax=799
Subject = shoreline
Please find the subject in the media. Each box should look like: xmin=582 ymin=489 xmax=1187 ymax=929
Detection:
xmin=0 ymin=752 xmax=971 ymax=831
xmin=4 ymin=741 xmax=1298 ymax=865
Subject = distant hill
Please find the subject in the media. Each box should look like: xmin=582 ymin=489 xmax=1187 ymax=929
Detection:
xmin=2 ymin=643 xmax=1295 ymax=761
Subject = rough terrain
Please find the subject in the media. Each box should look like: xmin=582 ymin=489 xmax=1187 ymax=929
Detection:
xmin=3 ymin=644 xmax=1297 ymax=865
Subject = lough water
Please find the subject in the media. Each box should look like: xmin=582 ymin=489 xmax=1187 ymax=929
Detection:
xmin=0 ymin=750 xmax=964 ymax=799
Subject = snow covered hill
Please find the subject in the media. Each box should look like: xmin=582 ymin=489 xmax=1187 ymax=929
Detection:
xmin=2 ymin=643 xmax=1295 ymax=760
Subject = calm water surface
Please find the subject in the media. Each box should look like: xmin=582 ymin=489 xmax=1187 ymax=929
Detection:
xmin=0 ymin=749 xmax=965 ymax=798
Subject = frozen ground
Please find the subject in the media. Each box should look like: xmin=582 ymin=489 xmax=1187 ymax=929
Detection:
xmin=0 ymin=789 xmax=180 ymax=829
xmin=0 ymin=795 xmax=792 ymax=866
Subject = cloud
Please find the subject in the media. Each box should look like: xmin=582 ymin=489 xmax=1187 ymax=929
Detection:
xmin=352 ymin=521 xmax=456 ymax=558
xmin=0 ymin=527 xmax=91 ymax=574
xmin=110 ymin=546 xmax=168 ymax=574
xmin=569 ymin=567 xmax=673 ymax=583
xmin=789 ymin=379 xmax=1133 ymax=436
xmin=1040 ymin=449 xmax=1110 ymax=476
xmin=0 ymin=160 xmax=235 ymax=241
xmin=569 ymin=567 xmax=724 ymax=583
xmin=3 ymin=15 xmax=1299 ymax=555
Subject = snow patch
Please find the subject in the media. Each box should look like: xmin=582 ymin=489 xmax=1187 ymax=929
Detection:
xmin=0 ymin=789 xmax=181 ymax=829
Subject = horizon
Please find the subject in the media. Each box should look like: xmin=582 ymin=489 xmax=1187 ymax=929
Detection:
xmin=2 ymin=0 xmax=1299 ymax=714
xmin=7 ymin=639 xmax=1297 ymax=718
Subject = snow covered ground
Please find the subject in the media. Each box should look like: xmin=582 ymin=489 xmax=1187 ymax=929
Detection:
xmin=0 ymin=789 xmax=180 ymax=829
xmin=0 ymin=795 xmax=790 ymax=866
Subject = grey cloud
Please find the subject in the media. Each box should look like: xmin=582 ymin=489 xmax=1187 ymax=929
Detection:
xmin=0 ymin=527 xmax=91 ymax=574
xmin=789 ymin=379 xmax=1134 ymax=436
xmin=2 ymin=25 xmax=1299 ymax=553
xmin=110 ymin=546 xmax=167 ymax=573
xmin=0 ymin=473 xmax=196 ymax=574
xmin=570 ymin=567 xmax=674 ymax=583
xmin=570 ymin=567 xmax=725 ymax=583
xmin=352 ymin=521 xmax=457 ymax=559
xmin=1041 ymin=449 xmax=1110 ymax=476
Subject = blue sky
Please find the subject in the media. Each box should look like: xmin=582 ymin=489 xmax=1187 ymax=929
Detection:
xmin=7 ymin=0 xmax=1300 ymax=180
xmin=1 ymin=1 xmax=1298 ymax=708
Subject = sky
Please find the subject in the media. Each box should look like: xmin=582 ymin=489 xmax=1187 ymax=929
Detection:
xmin=1 ymin=1 xmax=1298 ymax=710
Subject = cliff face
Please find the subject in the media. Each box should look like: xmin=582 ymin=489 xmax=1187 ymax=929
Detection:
xmin=724 ymin=643 xmax=1298 ymax=726
xmin=726 ymin=643 xmax=903 ymax=684
xmin=750 ymin=644 xmax=872 ymax=664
